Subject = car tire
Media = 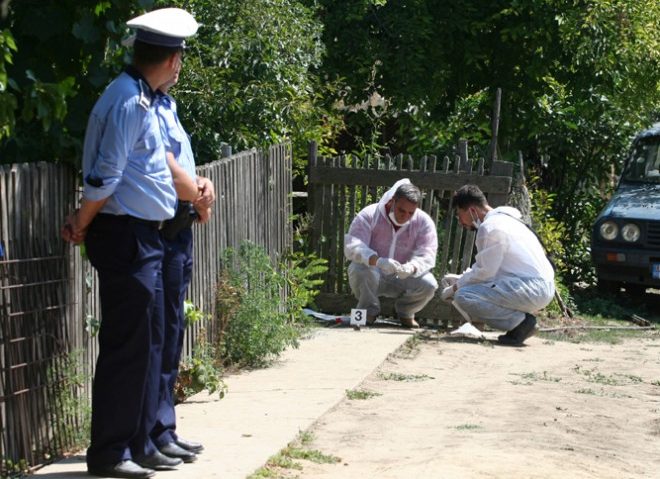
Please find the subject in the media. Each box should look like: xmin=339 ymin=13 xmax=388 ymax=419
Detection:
xmin=597 ymin=277 xmax=620 ymax=294
xmin=624 ymin=283 xmax=646 ymax=297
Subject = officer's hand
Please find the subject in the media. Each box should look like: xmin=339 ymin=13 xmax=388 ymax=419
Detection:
xmin=196 ymin=206 xmax=211 ymax=224
xmin=197 ymin=177 xmax=216 ymax=207
xmin=376 ymin=257 xmax=401 ymax=275
xmin=440 ymin=273 xmax=461 ymax=289
xmin=396 ymin=262 xmax=416 ymax=279
xmin=61 ymin=212 xmax=86 ymax=245
xmin=440 ymin=285 xmax=455 ymax=302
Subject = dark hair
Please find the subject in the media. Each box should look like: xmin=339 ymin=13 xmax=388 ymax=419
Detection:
xmin=132 ymin=40 xmax=182 ymax=67
xmin=393 ymin=183 xmax=422 ymax=205
xmin=452 ymin=184 xmax=488 ymax=209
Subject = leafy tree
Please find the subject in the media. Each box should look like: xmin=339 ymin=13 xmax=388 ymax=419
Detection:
xmin=154 ymin=0 xmax=341 ymax=172
xmin=0 ymin=0 xmax=154 ymax=165
xmin=0 ymin=28 xmax=17 ymax=140
xmin=310 ymin=0 xmax=660 ymax=283
xmin=1 ymin=1 xmax=338 ymax=173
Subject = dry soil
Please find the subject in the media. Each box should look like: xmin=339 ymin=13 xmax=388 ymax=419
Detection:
xmin=281 ymin=332 xmax=660 ymax=479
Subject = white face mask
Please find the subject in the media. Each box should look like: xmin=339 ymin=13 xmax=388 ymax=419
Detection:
xmin=470 ymin=210 xmax=482 ymax=230
xmin=389 ymin=209 xmax=409 ymax=227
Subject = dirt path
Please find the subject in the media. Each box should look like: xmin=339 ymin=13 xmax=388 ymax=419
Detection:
xmin=288 ymin=333 xmax=660 ymax=479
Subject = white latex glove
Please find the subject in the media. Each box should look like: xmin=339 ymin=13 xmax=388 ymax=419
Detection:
xmin=376 ymin=257 xmax=401 ymax=275
xmin=396 ymin=262 xmax=416 ymax=279
xmin=440 ymin=273 xmax=462 ymax=289
xmin=440 ymin=285 xmax=455 ymax=301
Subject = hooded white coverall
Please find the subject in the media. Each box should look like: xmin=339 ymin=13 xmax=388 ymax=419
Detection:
xmin=453 ymin=206 xmax=555 ymax=331
xmin=344 ymin=179 xmax=438 ymax=319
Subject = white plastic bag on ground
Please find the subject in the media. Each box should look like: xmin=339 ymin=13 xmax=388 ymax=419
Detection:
xmin=450 ymin=322 xmax=485 ymax=339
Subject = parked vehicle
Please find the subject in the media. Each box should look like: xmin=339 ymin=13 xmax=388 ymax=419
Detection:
xmin=591 ymin=123 xmax=660 ymax=294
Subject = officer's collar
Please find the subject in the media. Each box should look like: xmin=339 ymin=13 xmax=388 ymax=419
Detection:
xmin=157 ymin=92 xmax=179 ymax=114
xmin=125 ymin=65 xmax=156 ymax=99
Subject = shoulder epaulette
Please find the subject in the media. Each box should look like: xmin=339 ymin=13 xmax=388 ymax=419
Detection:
xmin=137 ymin=79 xmax=153 ymax=110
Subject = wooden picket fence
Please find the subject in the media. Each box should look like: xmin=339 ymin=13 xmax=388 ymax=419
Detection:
xmin=0 ymin=143 xmax=292 ymax=472
xmin=306 ymin=140 xmax=513 ymax=326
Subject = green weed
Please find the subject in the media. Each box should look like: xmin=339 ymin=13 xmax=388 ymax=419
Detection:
xmin=184 ymin=300 xmax=208 ymax=328
xmin=575 ymin=388 xmax=598 ymax=395
xmin=509 ymin=371 xmax=562 ymax=385
xmin=378 ymin=372 xmax=433 ymax=382
xmin=454 ymin=424 xmax=482 ymax=431
xmin=390 ymin=335 xmax=421 ymax=360
xmin=216 ymin=242 xmax=326 ymax=368
xmin=1 ymin=458 xmax=29 ymax=478
xmin=346 ymin=389 xmax=382 ymax=400
xmin=572 ymin=365 xmax=643 ymax=386
xmin=175 ymin=331 xmax=226 ymax=403
xmin=283 ymin=446 xmax=341 ymax=464
xmin=247 ymin=431 xmax=340 ymax=479
xmin=46 ymin=349 xmax=91 ymax=452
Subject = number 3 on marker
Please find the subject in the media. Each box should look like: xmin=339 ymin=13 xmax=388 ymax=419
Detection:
xmin=351 ymin=308 xmax=367 ymax=326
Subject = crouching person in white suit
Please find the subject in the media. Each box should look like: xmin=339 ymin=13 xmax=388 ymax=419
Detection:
xmin=344 ymin=179 xmax=438 ymax=328
xmin=441 ymin=184 xmax=555 ymax=346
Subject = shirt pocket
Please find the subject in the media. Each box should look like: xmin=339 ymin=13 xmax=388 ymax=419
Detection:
xmin=133 ymin=125 xmax=165 ymax=174
xmin=167 ymin=127 xmax=185 ymax=156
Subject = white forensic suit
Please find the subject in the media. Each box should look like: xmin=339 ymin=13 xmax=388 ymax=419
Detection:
xmin=452 ymin=206 xmax=555 ymax=331
xmin=344 ymin=179 xmax=438 ymax=319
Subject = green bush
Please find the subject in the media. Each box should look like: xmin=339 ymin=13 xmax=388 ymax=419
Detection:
xmin=175 ymin=332 xmax=226 ymax=404
xmin=215 ymin=242 xmax=326 ymax=368
xmin=175 ymin=302 xmax=225 ymax=403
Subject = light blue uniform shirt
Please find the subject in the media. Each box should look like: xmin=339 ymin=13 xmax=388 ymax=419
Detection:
xmin=156 ymin=93 xmax=197 ymax=181
xmin=82 ymin=67 xmax=176 ymax=220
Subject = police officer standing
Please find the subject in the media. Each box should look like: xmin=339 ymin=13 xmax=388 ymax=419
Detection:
xmin=148 ymin=43 xmax=215 ymax=463
xmin=62 ymin=8 xmax=199 ymax=479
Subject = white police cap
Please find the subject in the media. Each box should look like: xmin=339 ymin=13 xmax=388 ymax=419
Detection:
xmin=123 ymin=8 xmax=198 ymax=48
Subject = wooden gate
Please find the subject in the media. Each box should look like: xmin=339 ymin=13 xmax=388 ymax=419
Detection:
xmin=306 ymin=141 xmax=513 ymax=327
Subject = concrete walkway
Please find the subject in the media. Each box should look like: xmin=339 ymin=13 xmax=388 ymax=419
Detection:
xmin=34 ymin=327 xmax=413 ymax=479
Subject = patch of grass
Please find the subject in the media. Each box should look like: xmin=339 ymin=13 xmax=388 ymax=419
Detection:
xmin=267 ymin=453 xmax=302 ymax=470
xmin=572 ymin=365 xmax=643 ymax=386
xmin=509 ymin=379 xmax=534 ymax=386
xmin=539 ymin=286 xmax=660 ymax=344
xmin=651 ymin=380 xmax=660 ymax=386
xmin=247 ymin=431 xmax=340 ymax=479
xmin=283 ymin=446 xmax=341 ymax=464
xmin=346 ymin=388 xmax=382 ymax=400
xmin=390 ymin=335 xmax=421 ymax=359
xmin=246 ymin=466 xmax=280 ymax=479
xmin=621 ymin=374 xmax=643 ymax=383
xmin=539 ymin=328 xmax=647 ymax=345
xmin=509 ymin=371 xmax=562 ymax=384
xmin=454 ymin=424 xmax=482 ymax=431
xmin=575 ymin=388 xmax=598 ymax=395
xmin=297 ymin=430 xmax=314 ymax=446
xmin=573 ymin=366 xmax=621 ymax=385
xmin=378 ymin=372 xmax=433 ymax=382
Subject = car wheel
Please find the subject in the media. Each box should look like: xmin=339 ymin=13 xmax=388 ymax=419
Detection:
xmin=624 ymin=283 xmax=646 ymax=297
xmin=597 ymin=277 xmax=620 ymax=294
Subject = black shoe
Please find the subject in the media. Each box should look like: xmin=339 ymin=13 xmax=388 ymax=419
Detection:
xmin=175 ymin=437 xmax=204 ymax=453
xmin=498 ymin=313 xmax=537 ymax=346
xmin=88 ymin=460 xmax=155 ymax=478
xmin=134 ymin=450 xmax=182 ymax=471
xmin=159 ymin=442 xmax=197 ymax=463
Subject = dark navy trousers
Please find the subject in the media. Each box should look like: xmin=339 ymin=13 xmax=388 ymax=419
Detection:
xmin=85 ymin=214 xmax=165 ymax=467
xmin=151 ymin=227 xmax=193 ymax=447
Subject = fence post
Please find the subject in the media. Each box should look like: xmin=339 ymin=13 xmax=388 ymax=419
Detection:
xmin=488 ymin=87 xmax=502 ymax=172
xmin=221 ymin=143 xmax=232 ymax=158
xmin=458 ymin=139 xmax=470 ymax=172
